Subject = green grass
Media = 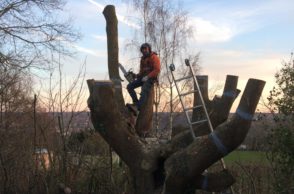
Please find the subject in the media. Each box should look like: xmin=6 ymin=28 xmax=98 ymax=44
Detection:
xmin=224 ymin=151 xmax=269 ymax=166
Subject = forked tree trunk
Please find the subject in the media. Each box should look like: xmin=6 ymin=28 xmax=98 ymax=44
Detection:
xmin=87 ymin=5 xmax=266 ymax=194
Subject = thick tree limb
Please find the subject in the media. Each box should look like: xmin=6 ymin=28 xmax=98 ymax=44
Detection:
xmin=194 ymin=75 xmax=241 ymax=135
xmin=164 ymin=75 xmax=240 ymax=157
xmin=87 ymin=79 xmax=159 ymax=194
xmin=87 ymin=80 xmax=144 ymax=169
xmin=163 ymin=79 xmax=265 ymax=194
xmin=103 ymin=5 xmax=125 ymax=109
xmin=103 ymin=5 xmax=153 ymax=136
xmin=173 ymin=75 xmax=240 ymax=137
xmin=209 ymin=75 xmax=240 ymax=129
xmin=135 ymin=86 xmax=154 ymax=136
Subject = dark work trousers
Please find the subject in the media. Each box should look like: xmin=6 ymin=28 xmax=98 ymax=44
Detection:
xmin=127 ymin=77 xmax=154 ymax=110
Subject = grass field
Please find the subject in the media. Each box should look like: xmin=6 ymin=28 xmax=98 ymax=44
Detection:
xmin=222 ymin=151 xmax=274 ymax=193
xmin=224 ymin=150 xmax=269 ymax=166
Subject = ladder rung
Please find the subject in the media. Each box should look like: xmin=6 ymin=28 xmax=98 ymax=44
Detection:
xmin=175 ymin=75 xmax=193 ymax=82
xmin=180 ymin=90 xmax=197 ymax=96
xmin=184 ymin=105 xmax=203 ymax=111
xmin=190 ymin=119 xmax=207 ymax=125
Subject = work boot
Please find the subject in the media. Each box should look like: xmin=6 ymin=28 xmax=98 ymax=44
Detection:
xmin=126 ymin=103 xmax=139 ymax=116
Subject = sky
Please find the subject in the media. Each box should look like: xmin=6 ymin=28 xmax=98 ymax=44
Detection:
xmin=59 ymin=0 xmax=294 ymax=112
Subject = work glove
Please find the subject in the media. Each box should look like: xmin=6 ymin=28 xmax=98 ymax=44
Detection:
xmin=142 ymin=76 xmax=149 ymax=82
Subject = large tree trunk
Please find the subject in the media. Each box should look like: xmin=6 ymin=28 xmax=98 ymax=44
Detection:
xmin=87 ymin=5 xmax=266 ymax=194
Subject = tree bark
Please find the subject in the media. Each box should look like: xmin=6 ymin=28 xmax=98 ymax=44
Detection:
xmin=173 ymin=75 xmax=240 ymax=137
xmin=87 ymin=80 xmax=143 ymax=168
xmin=162 ymin=79 xmax=265 ymax=194
xmin=88 ymin=77 xmax=265 ymax=194
xmin=135 ymin=86 xmax=154 ymax=136
xmin=103 ymin=5 xmax=125 ymax=110
xmin=87 ymin=79 xmax=158 ymax=194
xmin=87 ymin=5 xmax=267 ymax=194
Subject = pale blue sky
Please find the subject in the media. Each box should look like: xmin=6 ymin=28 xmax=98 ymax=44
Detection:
xmin=59 ymin=0 xmax=294 ymax=111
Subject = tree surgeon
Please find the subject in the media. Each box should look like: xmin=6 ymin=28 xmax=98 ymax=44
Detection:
xmin=126 ymin=43 xmax=160 ymax=114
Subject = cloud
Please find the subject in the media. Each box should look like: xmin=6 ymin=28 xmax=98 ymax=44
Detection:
xmin=188 ymin=8 xmax=263 ymax=44
xmin=116 ymin=14 xmax=141 ymax=29
xmin=197 ymin=48 xmax=285 ymax=112
xmin=199 ymin=49 xmax=285 ymax=89
xmin=188 ymin=1 xmax=292 ymax=44
xmin=65 ymin=0 xmax=101 ymax=21
xmin=92 ymin=35 xmax=107 ymax=41
xmin=87 ymin=0 xmax=104 ymax=11
xmin=87 ymin=0 xmax=140 ymax=29
xmin=75 ymin=45 xmax=106 ymax=57
xmin=189 ymin=17 xmax=235 ymax=43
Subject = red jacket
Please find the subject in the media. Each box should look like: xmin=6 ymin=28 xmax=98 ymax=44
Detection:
xmin=138 ymin=52 xmax=160 ymax=79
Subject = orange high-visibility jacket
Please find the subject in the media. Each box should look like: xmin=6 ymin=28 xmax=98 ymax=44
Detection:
xmin=138 ymin=52 xmax=160 ymax=79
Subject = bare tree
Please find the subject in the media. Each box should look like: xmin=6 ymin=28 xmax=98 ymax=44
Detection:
xmin=0 ymin=0 xmax=80 ymax=72
xmin=0 ymin=1 xmax=81 ymax=193
xmin=87 ymin=5 xmax=266 ymax=194
xmin=0 ymin=70 xmax=36 ymax=193
xmin=125 ymin=0 xmax=197 ymax=134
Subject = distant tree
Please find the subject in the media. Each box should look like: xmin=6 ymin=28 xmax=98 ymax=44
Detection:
xmin=0 ymin=0 xmax=79 ymax=71
xmin=0 ymin=0 xmax=80 ymax=115
xmin=267 ymin=52 xmax=294 ymax=193
xmin=0 ymin=1 xmax=80 ymax=193
xmin=125 ymin=0 xmax=199 ymax=133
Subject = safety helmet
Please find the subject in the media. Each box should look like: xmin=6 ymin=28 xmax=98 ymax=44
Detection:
xmin=140 ymin=43 xmax=152 ymax=53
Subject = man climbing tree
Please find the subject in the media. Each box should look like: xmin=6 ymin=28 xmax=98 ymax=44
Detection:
xmin=126 ymin=43 xmax=160 ymax=114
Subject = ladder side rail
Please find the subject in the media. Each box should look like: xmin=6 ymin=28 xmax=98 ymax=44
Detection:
xmin=170 ymin=69 xmax=197 ymax=139
xmin=188 ymin=64 xmax=214 ymax=133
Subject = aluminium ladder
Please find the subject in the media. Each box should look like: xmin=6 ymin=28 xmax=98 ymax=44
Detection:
xmin=169 ymin=59 xmax=234 ymax=194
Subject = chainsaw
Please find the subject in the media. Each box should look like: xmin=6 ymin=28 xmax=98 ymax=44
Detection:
xmin=118 ymin=63 xmax=136 ymax=83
